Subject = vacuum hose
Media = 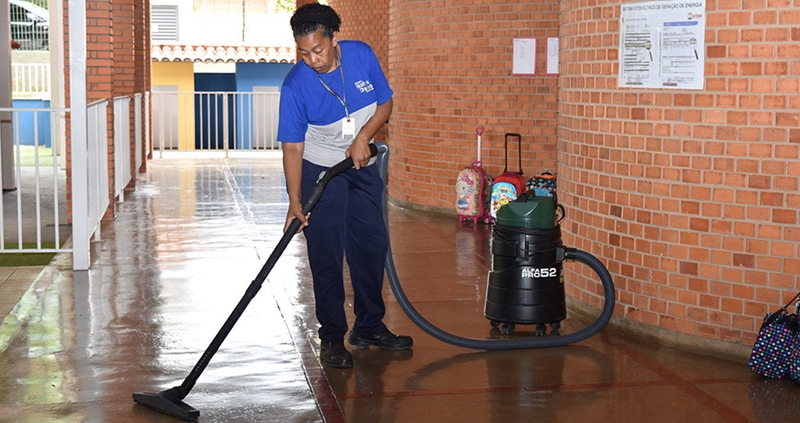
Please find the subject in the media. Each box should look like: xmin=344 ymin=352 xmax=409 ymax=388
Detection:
xmin=375 ymin=142 xmax=616 ymax=350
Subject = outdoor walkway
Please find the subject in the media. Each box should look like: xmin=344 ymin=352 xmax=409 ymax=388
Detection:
xmin=0 ymin=152 xmax=794 ymax=423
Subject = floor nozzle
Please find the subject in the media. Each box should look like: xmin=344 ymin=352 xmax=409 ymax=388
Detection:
xmin=133 ymin=389 xmax=199 ymax=421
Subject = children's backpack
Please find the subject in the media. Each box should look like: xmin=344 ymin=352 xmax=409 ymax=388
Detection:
xmin=456 ymin=161 xmax=492 ymax=224
xmin=490 ymin=133 xmax=526 ymax=219
xmin=527 ymin=170 xmax=557 ymax=197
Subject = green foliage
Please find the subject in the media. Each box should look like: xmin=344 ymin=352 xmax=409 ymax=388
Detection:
xmin=0 ymin=251 xmax=55 ymax=266
xmin=0 ymin=242 xmax=59 ymax=266
xmin=274 ymin=0 xmax=295 ymax=13
xmin=25 ymin=0 xmax=48 ymax=9
xmin=274 ymin=0 xmax=328 ymax=13
xmin=16 ymin=146 xmax=55 ymax=167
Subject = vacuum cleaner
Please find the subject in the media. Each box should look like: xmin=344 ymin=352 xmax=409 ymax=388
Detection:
xmin=132 ymin=142 xmax=615 ymax=420
xmin=376 ymin=143 xmax=616 ymax=351
xmin=484 ymin=191 xmax=568 ymax=336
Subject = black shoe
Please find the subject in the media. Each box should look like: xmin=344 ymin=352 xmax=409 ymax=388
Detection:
xmin=320 ymin=340 xmax=353 ymax=368
xmin=348 ymin=329 xmax=413 ymax=350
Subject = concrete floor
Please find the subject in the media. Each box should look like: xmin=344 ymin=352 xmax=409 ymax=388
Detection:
xmin=0 ymin=152 xmax=794 ymax=423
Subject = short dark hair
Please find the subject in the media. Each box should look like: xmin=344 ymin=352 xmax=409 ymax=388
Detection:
xmin=290 ymin=3 xmax=341 ymax=39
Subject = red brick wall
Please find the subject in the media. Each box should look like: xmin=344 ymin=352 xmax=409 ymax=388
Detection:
xmin=558 ymin=0 xmax=800 ymax=345
xmin=58 ymin=0 xmax=800 ymax=347
xmin=328 ymin=0 xmax=391 ymax=142
xmin=326 ymin=0 xmax=800 ymax=348
xmin=386 ymin=0 xmax=560 ymax=210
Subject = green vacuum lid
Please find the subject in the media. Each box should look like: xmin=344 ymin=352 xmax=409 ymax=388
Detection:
xmin=495 ymin=195 xmax=557 ymax=228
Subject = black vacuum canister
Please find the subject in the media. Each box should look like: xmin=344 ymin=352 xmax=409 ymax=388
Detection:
xmin=484 ymin=192 xmax=566 ymax=326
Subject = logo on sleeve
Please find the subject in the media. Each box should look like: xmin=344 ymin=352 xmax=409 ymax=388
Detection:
xmin=354 ymin=80 xmax=374 ymax=93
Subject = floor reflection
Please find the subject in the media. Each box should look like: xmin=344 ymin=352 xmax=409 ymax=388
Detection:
xmin=0 ymin=153 xmax=779 ymax=423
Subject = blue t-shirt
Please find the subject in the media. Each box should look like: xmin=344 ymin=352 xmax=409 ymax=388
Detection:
xmin=277 ymin=40 xmax=393 ymax=167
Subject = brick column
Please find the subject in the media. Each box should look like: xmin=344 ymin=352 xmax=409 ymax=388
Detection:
xmin=134 ymin=0 xmax=150 ymax=169
xmin=64 ymin=0 xmax=116 ymax=221
xmin=142 ymin=0 xmax=152 ymax=161
xmin=114 ymin=0 xmax=137 ymax=188
xmin=62 ymin=0 xmax=71 ymax=221
xmin=86 ymin=0 xmax=115 ymax=218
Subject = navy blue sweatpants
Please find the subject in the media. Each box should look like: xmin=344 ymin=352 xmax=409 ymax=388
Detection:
xmin=301 ymin=159 xmax=388 ymax=342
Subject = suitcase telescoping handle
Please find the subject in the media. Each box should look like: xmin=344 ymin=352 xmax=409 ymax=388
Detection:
xmin=476 ymin=125 xmax=485 ymax=163
xmin=504 ymin=133 xmax=523 ymax=175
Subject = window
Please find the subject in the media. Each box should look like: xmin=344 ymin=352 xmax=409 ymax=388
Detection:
xmin=151 ymin=5 xmax=179 ymax=42
xmin=10 ymin=0 xmax=50 ymax=51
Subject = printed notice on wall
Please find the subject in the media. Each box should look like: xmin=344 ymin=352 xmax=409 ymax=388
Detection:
xmin=619 ymin=0 xmax=706 ymax=89
xmin=546 ymin=38 xmax=559 ymax=75
xmin=512 ymin=38 xmax=537 ymax=76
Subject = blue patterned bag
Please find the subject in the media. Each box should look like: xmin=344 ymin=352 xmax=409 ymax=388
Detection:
xmin=749 ymin=294 xmax=800 ymax=379
xmin=789 ymin=337 xmax=800 ymax=382
xmin=526 ymin=170 xmax=557 ymax=197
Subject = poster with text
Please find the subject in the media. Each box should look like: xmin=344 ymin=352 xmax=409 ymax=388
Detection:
xmin=619 ymin=0 xmax=706 ymax=89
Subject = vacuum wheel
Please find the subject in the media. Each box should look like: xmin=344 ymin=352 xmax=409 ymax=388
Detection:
xmin=500 ymin=323 xmax=515 ymax=335
xmin=535 ymin=324 xmax=547 ymax=336
xmin=550 ymin=321 xmax=561 ymax=331
xmin=490 ymin=320 xmax=515 ymax=334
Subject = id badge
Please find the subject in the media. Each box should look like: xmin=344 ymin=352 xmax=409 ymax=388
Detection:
xmin=342 ymin=118 xmax=356 ymax=139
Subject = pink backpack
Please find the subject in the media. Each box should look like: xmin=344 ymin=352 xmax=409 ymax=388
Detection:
xmin=456 ymin=161 xmax=492 ymax=224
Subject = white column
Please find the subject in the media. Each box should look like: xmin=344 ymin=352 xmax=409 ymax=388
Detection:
xmin=0 ymin=0 xmax=15 ymax=190
xmin=69 ymin=0 xmax=89 ymax=270
xmin=50 ymin=0 xmax=66 ymax=169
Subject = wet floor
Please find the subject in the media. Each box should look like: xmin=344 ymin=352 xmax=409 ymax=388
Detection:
xmin=0 ymin=152 xmax=795 ymax=422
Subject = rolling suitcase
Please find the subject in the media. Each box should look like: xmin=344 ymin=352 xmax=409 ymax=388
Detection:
xmin=490 ymin=133 xmax=526 ymax=219
xmin=456 ymin=126 xmax=492 ymax=224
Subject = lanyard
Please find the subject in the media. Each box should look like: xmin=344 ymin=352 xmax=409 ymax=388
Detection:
xmin=315 ymin=50 xmax=349 ymax=118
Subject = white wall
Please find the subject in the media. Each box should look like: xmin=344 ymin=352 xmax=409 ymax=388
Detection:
xmin=150 ymin=0 xmax=293 ymax=47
